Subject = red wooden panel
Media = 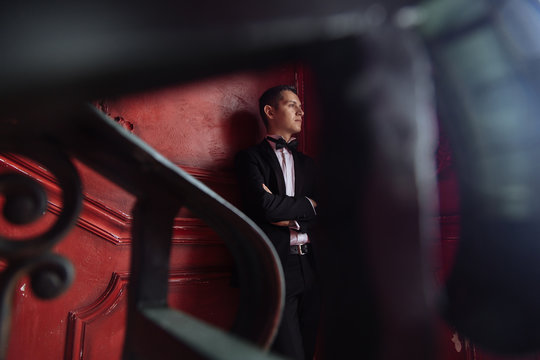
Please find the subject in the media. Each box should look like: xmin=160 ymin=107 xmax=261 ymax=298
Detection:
xmin=436 ymin=130 xmax=469 ymax=360
xmin=3 ymin=64 xmax=300 ymax=359
xmin=436 ymin=317 xmax=472 ymax=360
xmin=435 ymin=130 xmax=540 ymax=360
xmin=65 ymin=272 xmax=239 ymax=360
xmin=100 ymin=67 xmax=298 ymax=171
xmin=437 ymin=129 xmax=460 ymax=217
xmin=438 ymin=215 xmax=460 ymax=283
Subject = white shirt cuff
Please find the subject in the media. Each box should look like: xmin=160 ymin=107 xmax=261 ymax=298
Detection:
xmin=289 ymin=220 xmax=301 ymax=231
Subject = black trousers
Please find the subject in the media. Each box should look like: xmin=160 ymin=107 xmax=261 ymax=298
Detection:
xmin=271 ymin=253 xmax=320 ymax=360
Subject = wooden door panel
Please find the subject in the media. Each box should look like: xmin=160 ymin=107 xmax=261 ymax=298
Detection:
xmin=3 ymin=65 xmax=299 ymax=359
xmin=65 ymin=272 xmax=239 ymax=360
xmin=436 ymin=130 xmax=540 ymax=360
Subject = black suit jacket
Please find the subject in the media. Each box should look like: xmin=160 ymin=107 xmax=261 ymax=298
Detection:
xmin=235 ymin=139 xmax=318 ymax=267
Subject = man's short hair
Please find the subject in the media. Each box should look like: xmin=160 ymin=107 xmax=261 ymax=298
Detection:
xmin=259 ymin=85 xmax=298 ymax=128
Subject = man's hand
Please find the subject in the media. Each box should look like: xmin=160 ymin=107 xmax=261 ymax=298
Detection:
xmin=263 ymin=183 xmax=312 ymax=226
xmin=262 ymin=183 xmax=272 ymax=194
xmin=272 ymin=220 xmax=293 ymax=227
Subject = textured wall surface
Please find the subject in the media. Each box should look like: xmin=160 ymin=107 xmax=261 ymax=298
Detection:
xmin=1 ymin=64 xmax=302 ymax=360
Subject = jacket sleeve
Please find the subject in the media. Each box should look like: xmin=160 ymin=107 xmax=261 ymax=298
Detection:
xmin=235 ymin=150 xmax=316 ymax=223
xmin=295 ymin=217 xmax=316 ymax=233
xmin=295 ymin=157 xmax=319 ymax=233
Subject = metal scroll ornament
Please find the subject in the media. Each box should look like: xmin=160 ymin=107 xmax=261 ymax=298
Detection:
xmin=0 ymin=143 xmax=82 ymax=359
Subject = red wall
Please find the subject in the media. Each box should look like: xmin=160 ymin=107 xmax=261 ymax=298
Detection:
xmin=436 ymin=127 xmax=470 ymax=360
xmin=2 ymin=61 xmax=535 ymax=360
xmin=1 ymin=64 xmax=301 ymax=360
xmin=435 ymin=129 xmax=540 ymax=360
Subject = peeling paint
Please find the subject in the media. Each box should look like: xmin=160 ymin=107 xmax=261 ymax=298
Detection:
xmin=451 ymin=332 xmax=462 ymax=352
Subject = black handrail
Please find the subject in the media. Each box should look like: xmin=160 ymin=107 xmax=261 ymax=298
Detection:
xmin=0 ymin=1 xmax=448 ymax=359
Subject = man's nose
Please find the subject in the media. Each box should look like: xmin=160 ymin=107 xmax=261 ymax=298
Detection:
xmin=297 ymin=107 xmax=304 ymax=116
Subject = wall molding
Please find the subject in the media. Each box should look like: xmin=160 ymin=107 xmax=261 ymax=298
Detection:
xmin=64 ymin=269 xmax=233 ymax=360
xmin=0 ymin=154 xmax=235 ymax=245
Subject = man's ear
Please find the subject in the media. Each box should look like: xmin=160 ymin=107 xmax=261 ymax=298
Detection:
xmin=264 ymin=105 xmax=274 ymax=119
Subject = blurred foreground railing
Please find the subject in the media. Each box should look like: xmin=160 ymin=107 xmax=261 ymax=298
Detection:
xmin=4 ymin=0 xmax=539 ymax=359
xmin=0 ymin=1 xmax=438 ymax=359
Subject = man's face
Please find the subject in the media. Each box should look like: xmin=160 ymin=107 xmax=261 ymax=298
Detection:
xmin=266 ymin=90 xmax=304 ymax=136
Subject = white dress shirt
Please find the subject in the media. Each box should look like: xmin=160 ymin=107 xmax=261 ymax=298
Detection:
xmin=266 ymin=135 xmax=309 ymax=246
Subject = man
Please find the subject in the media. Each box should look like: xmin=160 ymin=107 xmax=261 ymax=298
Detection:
xmin=235 ymin=85 xmax=319 ymax=360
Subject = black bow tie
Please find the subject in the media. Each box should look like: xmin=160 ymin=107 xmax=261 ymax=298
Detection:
xmin=267 ymin=137 xmax=298 ymax=151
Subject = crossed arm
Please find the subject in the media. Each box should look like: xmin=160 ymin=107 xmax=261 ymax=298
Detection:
xmin=235 ymin=150 xmax=317 ymax=232
xmin=262 ymin=183 xmax=317 ymax=227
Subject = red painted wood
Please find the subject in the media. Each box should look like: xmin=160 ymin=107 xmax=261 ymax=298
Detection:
xmin=2 ymin=64 xmax=300 ymax=359
xmin=65 ymin=271 xmax=238 ymax=360
xmin=5 ymin=63 xmax=518 ymax=360
xmin=435 ymin=129 xmax=540 ymax=360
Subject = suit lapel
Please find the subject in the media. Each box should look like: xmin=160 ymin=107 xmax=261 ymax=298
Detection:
xmin=259 ymin=140 xmax=286 ymax=195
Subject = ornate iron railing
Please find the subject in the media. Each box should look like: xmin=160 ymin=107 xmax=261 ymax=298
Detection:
xmin=0 ymin=101 xmax=288 ymax=359
xmin=9 ymin=0 xmax=539 ymax=359
xmin=0 ymin=1 xmax=437 ymax=358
